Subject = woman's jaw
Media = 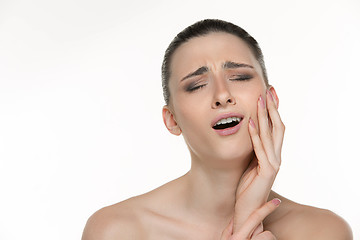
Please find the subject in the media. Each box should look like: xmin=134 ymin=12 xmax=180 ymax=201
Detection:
xmin=183 ymin=116 xmax=255 ymax=171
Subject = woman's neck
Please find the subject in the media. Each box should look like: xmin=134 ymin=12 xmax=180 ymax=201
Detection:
xmin=182 ymin=152 xmax=253 ymax=222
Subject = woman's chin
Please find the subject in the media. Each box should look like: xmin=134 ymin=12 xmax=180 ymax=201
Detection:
xmin=197 ymin=144 xmax=254 ymax=169
xmin=214 ymin=138 xmax=253 ymax=159
xmin=215 ymin=148 xmax=253 ymax=164
xmin=186 ymin=133 xmax=253 ymax=167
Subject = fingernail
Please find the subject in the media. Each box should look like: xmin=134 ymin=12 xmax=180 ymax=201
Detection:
xmin=271 ymin=198 xmax=281 ymax=206
xmin=249 ymin=118 xmax=256 ymax=128
xmin=259 ymin=95 xmax=265 ymax=108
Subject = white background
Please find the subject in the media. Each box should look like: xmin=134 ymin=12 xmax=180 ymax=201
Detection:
xmin=0 ymin=0 xmax=359 ymax=239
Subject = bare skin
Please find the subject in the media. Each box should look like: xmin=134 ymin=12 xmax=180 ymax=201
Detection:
xmin=82 ymin=187 xmax=350 ymax=240
xmin=82 ymin=32 xmax=352 ymax=240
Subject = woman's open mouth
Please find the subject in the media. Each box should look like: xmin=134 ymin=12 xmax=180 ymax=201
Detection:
xmin=212 ymin=116 xmax=243 ymax=136
xmin=213 ymin=117 xmax=241 ymax=129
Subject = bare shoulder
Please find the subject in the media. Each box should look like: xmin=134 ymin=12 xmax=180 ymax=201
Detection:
xmin=81 ymin=197 xmax=145 ymax=240
xmin=266 ymin=193 xmax=353 ymax=240
xmin=290 ymin=203 xmax=353 ymax=240
xmin=81 ymin=178 xmax=183 ymax=240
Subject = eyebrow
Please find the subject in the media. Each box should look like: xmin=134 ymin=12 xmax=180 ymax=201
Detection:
xmin=181 ymin=66 xmax=209 ymax=82
xmin=223 ymin=61 xmax=254 ymax=69
xmin=180 ymin=61 xmax=253 ymax=82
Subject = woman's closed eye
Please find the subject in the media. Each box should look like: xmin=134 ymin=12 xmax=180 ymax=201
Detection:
xmin=184 ymin=78 xmax=208 ymax=92
xmin=186 ymin=83 xmax=207 ymax=92
xmin=184 ymin=75 xmax=252 ymax=92
xmin=229 ymin=74 xmax=253 ymax=81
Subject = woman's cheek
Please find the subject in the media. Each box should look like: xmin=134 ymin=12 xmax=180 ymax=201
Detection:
xmin=175 ymin=105 xmax=199 ymax=134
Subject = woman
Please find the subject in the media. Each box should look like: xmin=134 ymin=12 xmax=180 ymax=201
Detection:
xmin=82 ymin=19 xmax=352 ymax=240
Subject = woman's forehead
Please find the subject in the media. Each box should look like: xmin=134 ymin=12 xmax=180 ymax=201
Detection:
xmin=170 ymin=32 xmax=260 ymax=81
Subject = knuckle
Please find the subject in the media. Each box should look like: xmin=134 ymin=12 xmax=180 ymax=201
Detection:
xmin=273 ymin=161 xmax=280 ymax=170
xmin=275 ymin=163 xmax=281 ymax=173
xmin=280 ymin=121 xmax=285 ymax=131
xmin=273 ymin=165 xmax=280 ymax=174
xmin=275 ymin=121 xmax=285 ymax=132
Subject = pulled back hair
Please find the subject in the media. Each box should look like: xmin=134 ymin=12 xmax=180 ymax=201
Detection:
xmin=161 ymin=19 xmax=269 ymax=105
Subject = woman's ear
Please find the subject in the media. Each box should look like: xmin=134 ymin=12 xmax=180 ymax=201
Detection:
xmin=162 ymin=105 xmax=182 ymax=136
xmin=268 ymin=85 xmax=279 ymax=109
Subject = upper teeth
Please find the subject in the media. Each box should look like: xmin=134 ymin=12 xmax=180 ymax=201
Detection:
xmin=214 ymin=117 xmax=241 ymax=126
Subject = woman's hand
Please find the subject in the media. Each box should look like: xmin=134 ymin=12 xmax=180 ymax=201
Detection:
xmin=220 ymin=198 xmax=281 ymax=240
xmin=233 ymin=89 xmax=285 ymax=235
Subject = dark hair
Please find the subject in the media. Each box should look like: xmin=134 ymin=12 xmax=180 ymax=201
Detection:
xmin=161 ymin=19 xmax=269 ymax=105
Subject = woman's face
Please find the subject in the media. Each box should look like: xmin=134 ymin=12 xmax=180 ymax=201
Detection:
xmin=164 ymin=32 xmax=272 ymax=165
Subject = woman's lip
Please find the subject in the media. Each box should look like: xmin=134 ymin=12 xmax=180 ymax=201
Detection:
xmin=213 ymin=119 xmax=243 ymax=136
xmin=211 ymin=112 xmax=244 ymax=127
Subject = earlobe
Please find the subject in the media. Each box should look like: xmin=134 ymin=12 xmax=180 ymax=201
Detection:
xmin=162 ymin=105 xmax=182 ymax=136
xmin=268 ymin=86 xmax=279 ymax=109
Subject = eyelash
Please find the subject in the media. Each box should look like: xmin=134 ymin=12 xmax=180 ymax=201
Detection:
xmin=230 ymin=75 xmax=252 ymax=81
xmin=186 ymin=75 xmax=252 ymax=92
xmin=187 ymin=84 xmax=207 ymax=92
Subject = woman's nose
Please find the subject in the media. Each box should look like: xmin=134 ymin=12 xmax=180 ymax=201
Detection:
xmin=211 ymin=81 xmax=236 ymax=108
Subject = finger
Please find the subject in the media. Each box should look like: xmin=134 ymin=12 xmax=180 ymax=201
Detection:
xmin=252 ymin=230 xmax=277 ymax=240
xmin=245 ymin=122 xmax=276 ymax=206
xmin=257 ymin=94 xmax=278 ymax=171
xmin=248 ymin=118 xmax=273 ymax=177
xmin=233 ymin=198 xmax=281 ymax=239
xmin=220 ymin=218 xmax=233 ymax=240
xmin=266 ymin=90 xmax=285 ymax=160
